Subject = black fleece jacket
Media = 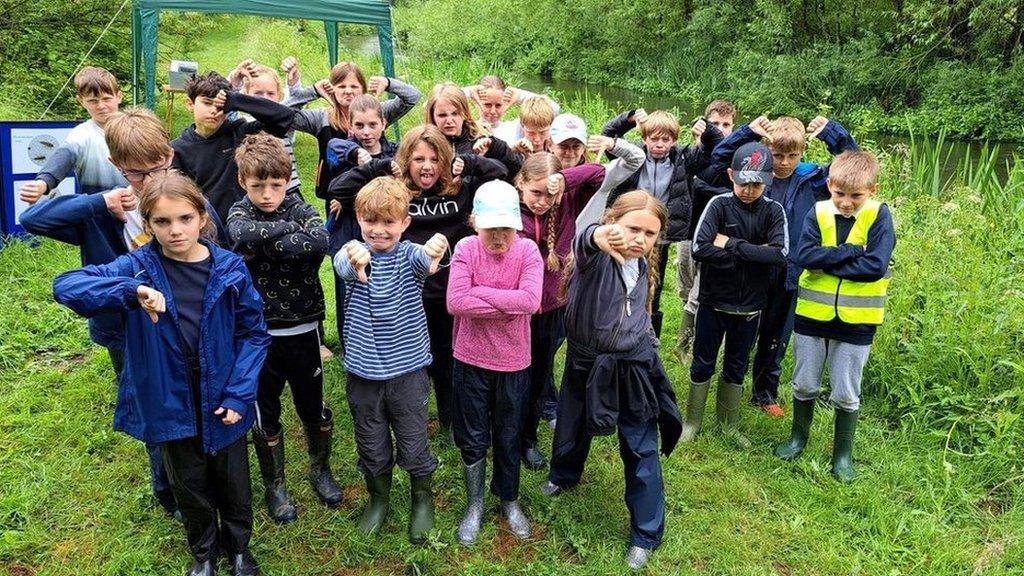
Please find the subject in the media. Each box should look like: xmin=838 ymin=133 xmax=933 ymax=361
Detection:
xmin=172 ymin=91 xmax=295 ymax=222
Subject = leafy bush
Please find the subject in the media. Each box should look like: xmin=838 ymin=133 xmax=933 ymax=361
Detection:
xmin=396 ymin=0 xmax=1024 ymax=140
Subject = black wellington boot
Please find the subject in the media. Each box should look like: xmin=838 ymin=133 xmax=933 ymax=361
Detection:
xmin=229 ymin=550 xmax=259 ymax=576
xmin=186 ymin=558 xmax=215 ymax=576
xmin=252 ymin=430 xmax=298 ymax=524
xmin=304 ymin=410 xmax=344 ymax=507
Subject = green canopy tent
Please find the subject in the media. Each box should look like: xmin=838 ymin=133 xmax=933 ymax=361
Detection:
xmin=131 ymin=0 xmax=397 ymax=108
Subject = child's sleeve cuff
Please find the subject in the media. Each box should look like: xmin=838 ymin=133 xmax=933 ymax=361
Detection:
xmin=219 ymin=397 xmax=248 ymax=418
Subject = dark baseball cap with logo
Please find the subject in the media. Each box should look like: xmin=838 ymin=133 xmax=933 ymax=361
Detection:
xmin=731 ymin=142 xmax=774 ymax=185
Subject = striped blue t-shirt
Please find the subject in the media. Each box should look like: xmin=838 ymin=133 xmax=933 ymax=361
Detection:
xmin=333 ymin=241 xmax=433 ymax=380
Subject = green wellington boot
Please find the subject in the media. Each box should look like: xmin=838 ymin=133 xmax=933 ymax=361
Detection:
xmin=775 ymin=398 xmax=815 ymax=461
xmin=357 ymin=471 xmax=392 ymax=535
xmin=672 ymin=310 xmax=696 ymax=365
xmin=679 ymin=378 xmax=710 ymax=442
xmin=409 ymin=473 xmax=435 ymax=544
xmin=831 ymin=408 xmax=859 ymax=483
xmin=715 ymin=379 xmax=752 ymax=449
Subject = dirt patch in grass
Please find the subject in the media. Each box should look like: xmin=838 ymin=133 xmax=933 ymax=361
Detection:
xmin=774 ymin=560 xmax=794 ymax=575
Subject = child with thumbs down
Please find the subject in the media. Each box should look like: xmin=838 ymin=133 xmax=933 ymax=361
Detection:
xmin=332 ymin=176 xmax=448 ymax=543
xmin=53 ymin=171 xmax=270 ymax=575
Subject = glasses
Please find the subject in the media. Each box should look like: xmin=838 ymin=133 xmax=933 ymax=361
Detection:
xmin=121 ymin=166 xmax=170 ymax=184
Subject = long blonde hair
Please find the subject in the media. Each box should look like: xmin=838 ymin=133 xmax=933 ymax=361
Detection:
xmin=424 ymin=83 xmax=485 ymax=139
xmin=559 ymin=190 xmax=667 ymax=312
xmin=516 ymin=152 xmax=563 ymax=271
xmin=395 ymin=125 xmax=458 ymax=197
xmin=327 ymin=62 xmax=368 ymax=133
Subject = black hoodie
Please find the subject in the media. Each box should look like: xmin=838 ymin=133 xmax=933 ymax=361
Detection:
xmin=171 ymin=91 xmax=294 ymax=222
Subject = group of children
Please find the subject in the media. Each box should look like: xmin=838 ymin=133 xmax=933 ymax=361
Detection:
xmin=20 ymin=55 xmax=895 ymax=573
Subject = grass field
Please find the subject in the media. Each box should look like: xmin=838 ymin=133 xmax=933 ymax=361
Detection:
xmin=1 ymin=16 xmax=1022 ymax=576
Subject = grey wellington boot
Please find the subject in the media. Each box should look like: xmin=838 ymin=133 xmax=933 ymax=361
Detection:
xmin=457 ymin=459 xmax=487 ymax=545
xmin=500 ymin=500 xmax=531 ymax=539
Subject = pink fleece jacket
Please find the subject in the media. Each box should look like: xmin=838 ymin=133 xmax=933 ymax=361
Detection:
xmin=447 ymin=234 xmax=544 ymax=372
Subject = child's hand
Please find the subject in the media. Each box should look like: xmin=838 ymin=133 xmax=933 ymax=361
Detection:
xmin=547 ymin=173 xmax=565 ymax=197
xmin=103 ymin=188 xmax=133 ymax=222
xmin=328 ymin=199 xmax=342 ymax=217
xmin=136 ymin=285 xmax=166 ymax=323
xmin=213 ymin=90 xmax=228 ymax=110
xmin=587 ymin=135 xmax=614 ymax=159
xmin=345 ymin=241 xmax=371 ymax=283
xmin=512 ymin=138 xmax=534 ymax=155
xmin=691 ymin=118 xmax=707 ymax=141
xmin=749 ymin=116 xmax=772 ymax=142
xmin=631 ymin=108 xmax=648 ymax=125
xmin=214 ymin=407 xmax=241 ymax=425
xmin=807 ymin=116 xmax=829 ymax=140
xmin=356 ymin=148 xmax=373 ymax=165
xmin=472 ymin=137 xmax=492 ymax=156
xmin=390 ymin=161 xmax=403 ymax=178
xmin=713 ymin=233 xmax=730 ymax=248
xmin=469 ymin=85 xmax=484 ymax=106
xmin=280 ymin=56 xmax=299 ymax=87
xmin=501 ymin=87 xmax=517 ymax=108
xmin=424 ymin=233 xmax=448 ymax=273
xmin=594 ymin=224 xmax=627 ymax=264
xmin=368 ymin=76 xmax=388 ymax=96
xmin=451 ymin=157 xmax=465 ymax=178
xmin=120 ymin=187 xmax=139 ymax=213
xmin=18 ymin=180 xmax=47 ymax=205
xmin=228 ymin=59 xmax=256 ymax=88
xmin=315 ymin=79 xmax=335 ymax=104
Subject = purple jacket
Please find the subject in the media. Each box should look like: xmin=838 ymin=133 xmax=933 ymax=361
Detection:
xmin=518 ymin=162 xmax=606 ymax=312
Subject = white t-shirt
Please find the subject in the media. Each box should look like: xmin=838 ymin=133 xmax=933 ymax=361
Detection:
xmin=122 ymin=208 xmax=151 ymax=251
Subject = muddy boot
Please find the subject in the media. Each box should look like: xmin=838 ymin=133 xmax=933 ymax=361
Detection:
xmin=357 ymin=470 xmax=391 ymax=535
xmin=304 ymin=411 xmax=344 ymax=508
xmin=715 ymin=379 xmax=751 ymax=449
xmin=672 ymin=310 xmax=695 ymax=365
xmin=831 ymin=408 xmax=859 ymax=483
xmin=500 ymin=500 xmax=531 ymax=539
xmin=457 ymin=459 xmax=486 ymax=545
xmin=409 ymin=473 xmax=435 ymax=544
xmin=775 ymin=398 xmax=815 ymax=461
xmin=252 ymin=430 xmax=298 ymax=524
xmin=679 ymin=378 xmax=710 ymax=442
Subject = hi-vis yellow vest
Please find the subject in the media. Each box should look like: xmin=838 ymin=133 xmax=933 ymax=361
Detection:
xmin=796 ymin=199 xmax=890 ymax=325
